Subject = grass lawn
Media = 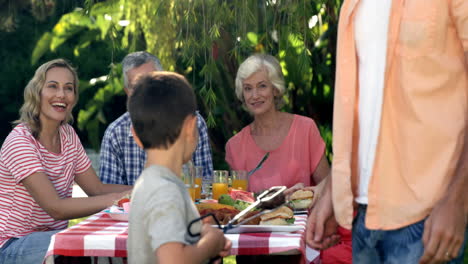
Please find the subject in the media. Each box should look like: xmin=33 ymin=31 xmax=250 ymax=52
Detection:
xmin=68 ymin=217 xmax=88 ymax=227
xmin=464 ymin=246 xmax=468 ymax=264
xmin=224 ymin=256 xmax=236 ymax=264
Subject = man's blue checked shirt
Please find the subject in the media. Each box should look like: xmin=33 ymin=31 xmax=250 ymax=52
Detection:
xmin=99 ymin=111 xmax=213 ymax=185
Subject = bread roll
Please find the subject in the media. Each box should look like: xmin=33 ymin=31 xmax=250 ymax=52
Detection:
xmin=290 ymin=198 xmax=312 ymax=210
xmin=290 ymin=189 xmax=314 ymax=210
xmin=259 ymin=206 xmax=293 ymax=221
xmin=290 ymin=190 xmax=313 ymax=200
xmin=260 ymin=218 xmax=289 ymax=225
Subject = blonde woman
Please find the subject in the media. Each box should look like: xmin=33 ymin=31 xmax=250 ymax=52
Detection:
xmin=0 ymin=59 xmax=131 ymax=264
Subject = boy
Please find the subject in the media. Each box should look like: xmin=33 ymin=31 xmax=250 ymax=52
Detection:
xmin=127 ymin=71 xmax=231 ymax=264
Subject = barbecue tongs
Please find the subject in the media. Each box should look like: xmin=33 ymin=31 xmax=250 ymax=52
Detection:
xmin=222 ymin=185 xmax=287 ymax=231
xmin=187 ymin=186 xmax=287 ymax=264
xmin=187 ymin=185 xmax=287 ymax=236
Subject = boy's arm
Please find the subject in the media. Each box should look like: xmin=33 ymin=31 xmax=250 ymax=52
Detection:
xmin=155 ymin=224 xmax=229 ymax=264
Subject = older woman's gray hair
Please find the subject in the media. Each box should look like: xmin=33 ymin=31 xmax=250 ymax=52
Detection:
xmin=122 ymin=51 xmax=163 ymax=89
xmin=235 ymin=54 xmax=286 ymax=110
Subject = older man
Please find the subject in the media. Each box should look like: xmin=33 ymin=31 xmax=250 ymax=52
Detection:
xmin=99 ymin=51 xmax=213 ymax=185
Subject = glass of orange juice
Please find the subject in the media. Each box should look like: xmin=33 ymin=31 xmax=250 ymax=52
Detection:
xmin=183 ymin=164 xmax=197 ymax=202
xmin=231 ymin=170 xmax=248 ymax=190
xmin=194 ymin=166 xmax=203 ymax=200
xmin=212 ymin=170 xmax=229 ymax=200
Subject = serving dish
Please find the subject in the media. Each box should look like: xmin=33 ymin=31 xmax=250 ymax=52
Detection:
xmin=104 ymin=208 xmax=129 ymax=221
xmin=217 ymin=224 xmax=302 ymax=234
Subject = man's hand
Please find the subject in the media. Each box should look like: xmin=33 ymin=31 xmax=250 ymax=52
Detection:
xmin=306 ymin=180 xmax=340 ymax=250
xmin=220 ymin=237 xmax=232 ymax=257
xmin=419 ymin=197 xmax=467 ymax=264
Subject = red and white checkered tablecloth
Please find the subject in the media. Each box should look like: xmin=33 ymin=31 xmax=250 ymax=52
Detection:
xmin=44 ymin=211 xmax=320 ymax=264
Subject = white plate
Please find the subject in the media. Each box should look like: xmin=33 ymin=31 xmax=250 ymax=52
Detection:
xmin=219 ymin=225 xmax=302 ymax=234
xmin=104 ymin=209 xmax=129 ymax=221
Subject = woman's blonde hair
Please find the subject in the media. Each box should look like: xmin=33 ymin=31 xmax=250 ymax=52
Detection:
xmin=235 ymin=54 xmax=285 ymax=110
xmin=14 ymin=59 xmax=79 ymax=138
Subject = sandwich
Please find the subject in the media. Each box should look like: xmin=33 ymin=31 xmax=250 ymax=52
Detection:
xmin=289 ymin=189 xmax=314 ymax=210
xmin=259 ymin=206 xmax=294 ymax=225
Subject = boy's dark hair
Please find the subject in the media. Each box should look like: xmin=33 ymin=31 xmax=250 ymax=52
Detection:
xmin=128 ymin=71 xmax=197 ymax=149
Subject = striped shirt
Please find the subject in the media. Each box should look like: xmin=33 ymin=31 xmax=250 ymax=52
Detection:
xmin=99 ymin=111 xmax=213 ymax=185
xmin=0 ymin=123 xmax=91 ymax=248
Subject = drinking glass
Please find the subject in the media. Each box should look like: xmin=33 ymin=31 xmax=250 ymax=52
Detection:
xmin=212 ymin=170 xmax=229 ymax=200
xmin=231 ymin=170 xmax=248 ymax=191
xmin=183 ymin=164 xmax=197 ymax=202
xmin=194 ymin=166 xmax=203 ymax=200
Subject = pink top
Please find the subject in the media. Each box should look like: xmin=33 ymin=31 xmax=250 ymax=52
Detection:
xmin=0 ymin=123 xmax=91 ymax=248
xmin=225 ymin=115 xmax=325 ymax=193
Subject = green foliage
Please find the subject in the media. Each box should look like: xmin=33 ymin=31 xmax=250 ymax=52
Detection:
xmin=0 ymin=0 xmax=88 ymax=143
xmin=27 ymin=0 xmax=342 ymax=166
xmin=77 ymin=63 xmax=125 ymax=149
xmin=0 ymin=0 xmax=56 ymax=32
xmin=28 ymin=0 xmax=128 ymax=148
xmin=31 ymin=1 xmax=125 ymax=65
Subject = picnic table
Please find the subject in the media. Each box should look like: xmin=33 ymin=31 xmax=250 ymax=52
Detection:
xmin=44 ymin=210 xmax=320 ymax=264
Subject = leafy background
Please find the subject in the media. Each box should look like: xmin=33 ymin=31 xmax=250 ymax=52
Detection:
xmin=1 ymin=0 xmax=340 ymax=169
xmin=1 ymin=1 xmax=467 ymax=263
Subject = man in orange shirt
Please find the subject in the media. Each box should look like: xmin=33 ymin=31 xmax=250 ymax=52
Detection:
xmin=306 ymin=0 xmax=468 ymax=263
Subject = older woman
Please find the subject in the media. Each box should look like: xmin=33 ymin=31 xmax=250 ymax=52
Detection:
xmin=0 ymin=59 xmax=131 ymax=264
xmin=225 ymin=54 xmax=351 ymax=264
xmin=226 ymin=53 xmax=329 ymax=193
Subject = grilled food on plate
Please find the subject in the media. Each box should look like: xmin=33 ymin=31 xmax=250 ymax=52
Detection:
xmin=198 ymin=208 xmax=240 ymax=225
xmin=196 ymin=203 xmax=261 ymax=225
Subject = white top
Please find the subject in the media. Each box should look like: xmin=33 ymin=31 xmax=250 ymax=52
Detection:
xmin=127 ymin=165 xmax=202 ymax=264
xmin=354 ymin=0 xmax=392 ymax=204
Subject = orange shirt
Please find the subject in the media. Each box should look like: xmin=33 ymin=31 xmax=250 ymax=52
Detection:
xmin=332 ymin=0 xmax=468 ymax=230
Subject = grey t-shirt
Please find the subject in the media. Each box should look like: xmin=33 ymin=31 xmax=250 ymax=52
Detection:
xmin=127 ymin=165 xmax=202 ymax=264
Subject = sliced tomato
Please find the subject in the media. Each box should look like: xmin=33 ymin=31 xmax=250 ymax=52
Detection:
xmin=117 ymin=198 xmax=130 ymax=207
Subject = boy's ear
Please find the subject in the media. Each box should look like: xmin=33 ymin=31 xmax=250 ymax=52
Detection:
xmin=183 ymin=115 xmax=198 ymax=140
xmin=130 ymin=126 xmax=144 ymax=149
